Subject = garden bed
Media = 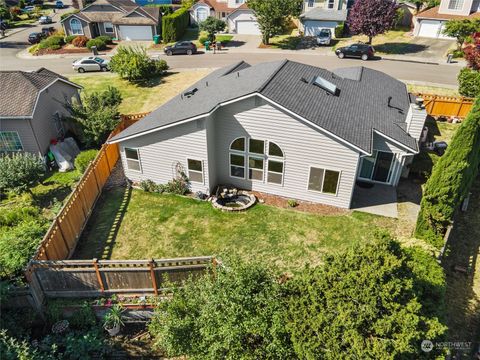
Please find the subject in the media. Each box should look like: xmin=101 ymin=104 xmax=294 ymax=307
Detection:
xmin=33 ymin=43 xmax=117 ymax=56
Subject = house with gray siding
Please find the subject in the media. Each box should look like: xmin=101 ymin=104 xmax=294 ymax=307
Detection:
xmin=61 ymin=0 xmax=161 ymax=41
xmin=0 ymin=69 xmax=82 ymax=155
xmin=109 ymin=60 xmax=427 ymax=209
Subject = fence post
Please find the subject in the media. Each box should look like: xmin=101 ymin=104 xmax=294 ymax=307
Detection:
xmin=55 ymin=218 xmax=70 ymax=256
xmin=26 ymin=266 xmax=46 ymax=319
xmin=93 ymin=258 xmax=105 ymax=293
xmin=149 ymin=259 xmax=158 ymax=295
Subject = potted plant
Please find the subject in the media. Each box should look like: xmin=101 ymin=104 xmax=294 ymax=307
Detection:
xmin=103 ymin=304 xmax=124 ymax=336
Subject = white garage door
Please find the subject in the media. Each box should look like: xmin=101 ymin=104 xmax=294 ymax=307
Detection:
xmin=118 ymin=25 xmax=153 ymax=41
xmin=418 ymin=20 xmax=442 ymax=38
xmin=236 ymin=20 xmax=261 ymax=35
xmin=303 ymin=20 xmax=339 ymax=38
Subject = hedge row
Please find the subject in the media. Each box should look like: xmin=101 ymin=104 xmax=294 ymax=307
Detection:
xmin=162 ymin=7 xmax=189 ymax=43
xmin=415 ymin=96 xmax=480 ymax=247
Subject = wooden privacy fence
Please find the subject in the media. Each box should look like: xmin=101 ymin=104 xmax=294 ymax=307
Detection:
xmin=26 ymin=257 xmax=212 ymax=301
xmin=415 ymin=94 xmax=474 ymax=118
xmin=30 ymin=114 xmax=148 ymax=262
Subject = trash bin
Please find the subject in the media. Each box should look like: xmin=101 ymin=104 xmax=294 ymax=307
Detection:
xmin=447 ymin=53 xmax=453 ymax=63
xmin=153 ymin=35 xmax=160 ymax=45
xmin=205 ymin=41 xmax=210 ymax=51
xmin=91 ymin=45 xmax=98 ymax=55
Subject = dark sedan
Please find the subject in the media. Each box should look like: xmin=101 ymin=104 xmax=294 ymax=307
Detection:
xmin=335 ymin=43 xmax=375 ymax=61
xmin=164 ymin=41 xmax=197 ymax=56
xmin=28 ymin=32 xmax=45 ymax=44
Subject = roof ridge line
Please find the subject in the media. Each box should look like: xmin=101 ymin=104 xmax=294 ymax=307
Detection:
xmin=257 ymin=59 xmax=289 ymax=93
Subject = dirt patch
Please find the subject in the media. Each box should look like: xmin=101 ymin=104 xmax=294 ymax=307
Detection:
xmin=251 ymin=191 xmax=348 ymax=216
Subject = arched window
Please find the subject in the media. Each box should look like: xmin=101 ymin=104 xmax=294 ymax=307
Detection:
xmin=196 ymin=7 xmax=208 ymax=22
xmin=70 ymin=18 xmax=83 ymax=35
xmin=228 ymin=137 xmax=284 ymax=185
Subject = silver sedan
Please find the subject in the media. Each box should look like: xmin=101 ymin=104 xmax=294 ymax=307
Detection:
xmin=72 ymin=57 xmax=110 ymax=73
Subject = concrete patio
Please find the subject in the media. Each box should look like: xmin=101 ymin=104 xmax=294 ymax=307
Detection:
xmin=351 ymin=182 xmax=398 ymax=218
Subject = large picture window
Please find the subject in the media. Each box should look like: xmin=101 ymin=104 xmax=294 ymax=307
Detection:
xmin=308 ymin=167 xmax=340 ymax=195
xmin=248 ymin=157 xmax=264 ymax=181
xmin=187 ymin=159 xmax=203 ymax=183
xmin=70 ymin=18 xmax=84 ymax=35
xmin=125 ymin=147 xmax=141 ymax=172
xmin=230 ymin=153 xmax=245 ymax=178
xmin=448 ymin=0 xmax=463 ymax=10
xmin=0 ymin=131 xmax=23 ymax=152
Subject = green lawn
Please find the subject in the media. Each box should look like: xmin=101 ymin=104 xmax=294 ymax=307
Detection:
xmin=407 ymin=84 xmax=460 ymax=97
xmin=260 ymin=29 xmax=301 ymax=50
xmin=74 ymin=189 xmax=398 ymax=270
xmin=69 ymin=70 xmax=211 ymax=114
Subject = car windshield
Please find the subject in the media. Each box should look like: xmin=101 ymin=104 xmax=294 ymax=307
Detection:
xmin=318 ymin=30 xmax=330 ymax=37
xmin=94 ymin=57 xmax=104 ymax=63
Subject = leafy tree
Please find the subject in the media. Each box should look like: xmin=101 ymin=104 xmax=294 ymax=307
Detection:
xmin=443 ymin=19 xmax=480 ymax=49
xmin=65 ymin=86 xmax=122 ymax=147
xmin=247 ymin=0 xmax=303 ymax=45
xmin=347 ymin=0 xmax=398 ymax=44
xmin=458 ymin=67 xmax=480 ymax=97
xmin=149 ymin=257 xmax=295 ymax=359
xmin=181 ymin=0 xmax=196 ymax=8
xmin=0 ymin=153 xmax=45 ymax=194
xmin=286 ymin=237 xmax=447 ymax=359
xmin=109 ymin=46 xmax=168 ymax=83
xmin=463 ymin=32 xmax=480 ymax=70
xmin=415 ymin=96 xmax=480 ymax=245
xmin=199 ymin=16 xmax=226 ymax=42
xmin=0 ymin=5 xmax=11 ymax=20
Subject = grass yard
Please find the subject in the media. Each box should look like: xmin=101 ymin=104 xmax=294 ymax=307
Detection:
xmin=260 ymin=29 xmax=301 ymax=50
xmin=74 ymin=189 xmax=398 ymax=271
xmin=407 ymin=84 xmax=460 ymax=97
xmin=69 ymin=70 xmax=212 ymax=114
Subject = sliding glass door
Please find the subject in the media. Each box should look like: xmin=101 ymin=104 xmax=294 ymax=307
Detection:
xmin=358 ymin=150 xmax=394 ymax=184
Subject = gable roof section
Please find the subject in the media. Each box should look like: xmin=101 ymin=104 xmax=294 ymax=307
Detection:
xmin=109 ymin=60 xmax=417 ymax=154
xmin=0 ymin=69 xmax=81 ymax=118
xmin=416 ymin=5 xmax=480 ymax=20
xmin=300 ymin=8 xmax=348 ymax=21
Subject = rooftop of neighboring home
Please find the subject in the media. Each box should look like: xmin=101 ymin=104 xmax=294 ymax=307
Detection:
xmin=300 ymin=8 xmax=348 ymax=21
xmin=0 ymin=69 xmax=81 ymax=118
xmin=417 ymin=0 xmax=480 ymax=19
xmin=193 ymin=0 xmax=249 ymax=12
xmin=110 ymin=60 xmax=418 ymax=154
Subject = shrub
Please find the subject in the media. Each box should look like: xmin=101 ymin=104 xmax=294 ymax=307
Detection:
xmin=28 ymin=44 xmax=40 ymax=54
xmin=162 ymin=7 xmax=189 ymax=43
xmin=74 ymin=150 xmax=98 ymax=173
xmin=86 ymin=38 xmax=107 ymax=50
xmin=287 ymin=199 xmax=298 ymax=207
xmin=198 ymin=35 xmax=209 ymax=45
xmin=0 ymin=153 xmax=45 ymax=193
xmin=72 ymin=35 xmax=88 ymax=47
xmin=65 ymin=34 xmax=77 ymax=44
xmin=0 ymin=330 xmax=38 ymax=360
xmin=0 ymin=204 xmax=39 ymax=227
xmin=335 ymin=23 xmax=344 ymax=38
xmin=38 ymin=35 xmax=64 ymax=50
xmin=95 ymin=35 xmax=113 ymax=44
xmin=109 ymin=46 xmax=169 ymax=83
xmin=140 ymin=179 xmax=157 ymax=192
xmin=69 ymin=302 xmax=97 ymax=330
xmin=458 ymin=67 xmax=480 ymax=97
xmin=415 ymin=96 xmax=480 ymax=246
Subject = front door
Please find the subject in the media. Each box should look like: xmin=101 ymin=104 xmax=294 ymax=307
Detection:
xmin=372 ymin=152 xmax=393 ymax=182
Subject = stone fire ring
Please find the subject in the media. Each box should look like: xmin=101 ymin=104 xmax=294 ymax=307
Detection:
xmin=211 ymin=191 xmax=257 ymax=212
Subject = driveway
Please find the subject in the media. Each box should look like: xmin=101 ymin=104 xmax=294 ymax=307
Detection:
xmin=406 ymin=37 xmax=456 ymax=60
xmin=227 ymin=34 xmax=262 ymax=51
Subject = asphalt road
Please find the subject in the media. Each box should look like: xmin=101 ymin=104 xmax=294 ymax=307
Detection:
xmin=0 ymin=16 xmax=461 ymax=86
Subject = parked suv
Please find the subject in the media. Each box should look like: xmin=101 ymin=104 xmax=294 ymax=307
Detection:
xmin=335 ymin=43 xmax=375 ymax=60
xmin=316 ymin=28 xmax=332 ymax=46
xmin=39 ymin=16 xmax=52 ymax=24
xmin=164 ymin=41 xmax=197 ymax=56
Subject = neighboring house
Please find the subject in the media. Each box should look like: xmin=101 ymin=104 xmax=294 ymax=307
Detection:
xmin=397 ymin=2 xmax=416 ymax=28
xmin=61 ymin=0 xmax=161 ymax=41
xmin=0 ymin=69 xmax=82 ymax=154
xmin=109 ymin=60 xmax=427 ymax=209
xmin=414 ymin=0 xmax=480 ymax=38
xmin=190 ymin=0 xmax=261 ymax=35
xmin=299 ymin=0 xmax=353 ymax=37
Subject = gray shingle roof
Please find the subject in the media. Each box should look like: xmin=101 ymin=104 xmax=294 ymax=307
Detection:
xmin=0 ymin=69 xmax=80 ymax=118
xmin=300 ymin=8 xmax=348 ymax=22
xmin=110 ymin=60 xmax=417 ymax=154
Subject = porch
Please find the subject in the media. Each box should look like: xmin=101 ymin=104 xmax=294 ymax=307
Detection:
xmin=351 ymin=181 xmax=398 ymax=218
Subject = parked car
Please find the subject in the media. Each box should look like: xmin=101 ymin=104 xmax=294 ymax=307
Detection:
xmin=164 ymin=41 xmax=197 ymax=56
xmin=41 ymin=26 xmax=55 ymax=36
xmin=28 ymin=32 xmax=46 ymax=44
xmin=55 ymin=0 xmax=64 ymax=8
xmin=72 ymin=57 xmax=110 ymax=73
xmin=335 ymin=43 xmax=375 ymax=61
xmin=39 ymin=16 xmax=52 ymax=24
xmin=316 ymin=28 xmax=332 ymax=46
xmin=22 ymin=6 xmax=36 ymax=12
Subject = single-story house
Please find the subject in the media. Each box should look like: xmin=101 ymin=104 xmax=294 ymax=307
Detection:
xmin=190 ymin=0 xmax=261 ymax=35
xmin=413 ymin=0 xmax=479 ymax=38
xmin=109 ymin=60 xmax=427 ymax=209
xmin=0 ymin=69 xmax=82 ymax=154
xmin=61 ymin=0 xmax=161 ymax=41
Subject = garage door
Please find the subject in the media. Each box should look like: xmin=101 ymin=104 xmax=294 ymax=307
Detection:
xmin=417 ymin=20 xmax=441 ymax=38
xmin=118 ymin=26 xmax=153 ymax=41
xmin=236 ymin=20 xmax=261 ymax=35
xmin=303 ymin=20 xmax=339 ymax=38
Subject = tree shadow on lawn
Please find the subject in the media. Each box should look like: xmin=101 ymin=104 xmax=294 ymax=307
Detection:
xmin=73 ymin=186 xmax=132 ymax=260
xmin=375 ymin=42 xmax=427 ymax=55
xmin=135 ymin=72 xmax=178 ymax=88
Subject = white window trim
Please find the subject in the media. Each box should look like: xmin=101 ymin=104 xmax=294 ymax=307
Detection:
xmin=124 ymin=147 xmax=142 ymax=173
xmin=103 ymin=22 xmax=114 ymax=34
xmin=229 ymin=152 xmax=246 ymax=179
xmin=267 ymin=159 xmax=284 ymax=186
xmin=0 ymin=131 xmax=24 ymax=152
xmin=357 ymin=150 xmax=395 ymax=185
xmin=70 ymin=18 xmax=84 ymax=35
xmin=229 ymin=136 xmax=246 ymax=152
xmin=248 ymin=138 xmax=265 ymax=156
xmin=186 ymin=158 xmax=204 ymax=184
xmin=306 ymin=166 xmax=341 ymax=196
xmin=247 ymin=155 xmax=265 ymax=182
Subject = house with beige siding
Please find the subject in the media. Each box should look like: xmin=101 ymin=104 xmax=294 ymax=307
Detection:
xmin=109 ymin=60 xmax=427 ymax=209
xmin=0 ymin=69 xmax=81 ymax=155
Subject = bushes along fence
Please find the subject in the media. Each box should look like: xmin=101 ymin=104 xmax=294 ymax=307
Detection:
xmin=162 ymin=7 xmax=189 ymax=43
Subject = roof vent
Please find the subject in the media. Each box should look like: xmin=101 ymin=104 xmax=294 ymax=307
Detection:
xmin=183 ymin=87 xmax=198 ymax=99
xmin=313 ymin=76 xmax=339 ymax=96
